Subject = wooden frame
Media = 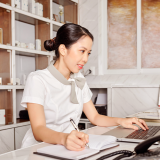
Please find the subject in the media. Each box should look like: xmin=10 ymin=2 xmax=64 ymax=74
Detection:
xmin=53 ymin=14 xmax=59 ymax=22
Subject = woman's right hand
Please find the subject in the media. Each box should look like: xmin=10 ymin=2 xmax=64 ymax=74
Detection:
xmin=63 ymin=130 xmax=89 ymax=151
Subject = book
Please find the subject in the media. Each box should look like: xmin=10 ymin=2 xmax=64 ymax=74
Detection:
xmin=34 ymin=134 xmax=118 ymax=160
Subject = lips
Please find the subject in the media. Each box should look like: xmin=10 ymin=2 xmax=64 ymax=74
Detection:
xmin=77 ymin=64 xmax=83 ymax=69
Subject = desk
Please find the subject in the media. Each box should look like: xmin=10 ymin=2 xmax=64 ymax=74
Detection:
xmin=0 ymin=122 xmax=160 ymax=160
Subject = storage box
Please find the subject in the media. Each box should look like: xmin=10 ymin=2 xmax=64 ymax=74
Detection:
xmin=21 ymin=0 xmax=25 ymax=11
xmin=0 ymin=77 xmax=2 ymax=85
xmin=27 ymin=43 xmax=35 ymax=50
xmin=28 ymin=0 xmax=35 ymax=14
xmin=25 ymin=0 xmax=29 ymax=12
xmin=15 ymin=40 xmax=21 ymax=47
xmin=0 ymin=110 xmax=5 ymax=125
xmin=39 ymin=3 xmax=43 ymax=16
xmin=20 ymin=42 xmax=27 ymax=48
xmin=35 ymin=2 xmax=41 ymax=16
xmin=10 ymin=78 xmax=21 ymax=85
xmin=21 ymin=0 xmax=28 ymax=11
xmin=0 ymin=28 xmax=3 ymax=44
xmin=36 ymin=39 xmax=41 ymax=51
xmin=15 ymin=0 xmax=21 ymax=9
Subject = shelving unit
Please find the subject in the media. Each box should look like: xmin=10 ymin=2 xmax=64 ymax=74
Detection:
xmin=0 ymin=0 xmax=79 ymax=153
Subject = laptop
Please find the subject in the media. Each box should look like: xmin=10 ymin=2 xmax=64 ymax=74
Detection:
xmin=103 ymin=125 xmax=160 ymax=144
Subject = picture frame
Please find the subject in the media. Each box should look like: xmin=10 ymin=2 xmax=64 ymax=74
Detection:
xmin=53 ymin=14 xmax=59 ymax=22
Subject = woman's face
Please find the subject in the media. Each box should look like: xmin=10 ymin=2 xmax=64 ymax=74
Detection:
xmin=63 ymin=36 xmax=93 ymax=73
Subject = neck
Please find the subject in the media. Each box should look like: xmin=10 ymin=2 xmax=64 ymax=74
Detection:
xmin=54 ymin=60 xmax=71 ymax=80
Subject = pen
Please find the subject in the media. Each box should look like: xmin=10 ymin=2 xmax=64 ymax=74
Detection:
xmin=70 ymin=118 xmax=90 ymax=148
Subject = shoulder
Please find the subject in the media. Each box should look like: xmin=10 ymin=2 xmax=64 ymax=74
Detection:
xmin=27 ymin=69 xmax=49 ymax=82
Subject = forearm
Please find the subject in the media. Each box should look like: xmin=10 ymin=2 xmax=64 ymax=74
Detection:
xmin=92 ymin=114 xmax=124 ymax=127
xmin=33 ymin=125 xmax=68 ymax=145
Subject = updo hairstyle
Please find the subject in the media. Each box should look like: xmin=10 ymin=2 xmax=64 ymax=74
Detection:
xmin=44 ymin=23 xmax=93 ymax=61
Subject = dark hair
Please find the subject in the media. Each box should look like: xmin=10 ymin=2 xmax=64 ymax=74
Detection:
xmin=44 ymin=23 xmax=94 ymax=60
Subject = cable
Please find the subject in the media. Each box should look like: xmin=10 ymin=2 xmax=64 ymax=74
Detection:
xmin=96 ymin=150 xmax=134 ymax=160
xmin=113 ymin=153 xmax=133 ymax=160
xmin=84 ymin=69 xmax=92 ymax=77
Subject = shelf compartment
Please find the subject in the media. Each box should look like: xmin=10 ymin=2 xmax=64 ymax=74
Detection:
xmin=15 ymin=51 xmax=49 ymax=85
xmin=37 ymin=0 xmax=50 ymax=19
xmin=0 ymin=49 xmax=12 ymax=85
xmin=0 ymin=89 xmax=13 ymax=125
xmin=53 ymin=24 xmax=61 ymax=37
xmin=14 ymin=0 xmax=50 ymax=19
xmin=52 ymin=0 xmax=77 ymax=24
xmin=14 ymin=6 xmax=63 ymax=26
xmin=16 ymin=89 xmax=29 ymax=122
xmin=0 ymin=0 xmax=11 ymax=6
xmin=0 ymin=6 xmax=12 ymax=45
xmin=15 ymin=12 xmax=50 ymax=52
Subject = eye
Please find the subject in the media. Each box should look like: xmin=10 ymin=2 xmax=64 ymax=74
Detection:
xmin=88 ymin=52 xmax=91 ymax=55
xmin=80 ymin=50 xmax=85 ymax=53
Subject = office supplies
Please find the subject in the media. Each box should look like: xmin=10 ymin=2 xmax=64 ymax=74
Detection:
xmin=70 ymin=118 xmax=89 ymax=148
xmin=97 ymin=135 xmax=160 ymax=160
xmin=0 ymin=28 xmax=3 ymax=44
xmin=0 ymin=109 xmax=5 ymax=125
xmin=34 ymin=134 xmax=118 ymax=160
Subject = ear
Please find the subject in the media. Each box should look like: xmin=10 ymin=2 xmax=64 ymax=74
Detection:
xmin=59 ymin=44 xmax=67 ymax=57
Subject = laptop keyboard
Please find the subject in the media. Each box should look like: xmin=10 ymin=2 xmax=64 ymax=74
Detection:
xmin=125 ymin=126 xmax=160 ymax=140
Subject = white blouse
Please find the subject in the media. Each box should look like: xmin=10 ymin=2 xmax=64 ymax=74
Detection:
xmin=20 ymin=63 xmax=92 ymax=148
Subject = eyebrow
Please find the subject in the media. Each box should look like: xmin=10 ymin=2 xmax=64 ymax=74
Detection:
xmin=80 ymin=47 xmax=92 ymax=51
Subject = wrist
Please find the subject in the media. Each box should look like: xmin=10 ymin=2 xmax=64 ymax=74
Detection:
xmin=60 ymin=132 xmax=68 ymax=146
xmin=116 ymin=117 xmax=124 ymax=125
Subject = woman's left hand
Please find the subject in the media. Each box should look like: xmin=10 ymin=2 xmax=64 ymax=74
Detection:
xmin=118 ymin=117 xmax=149 ymax=130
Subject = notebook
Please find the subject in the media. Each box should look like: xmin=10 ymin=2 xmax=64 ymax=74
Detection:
xmin=34 ymin=134 xmax=118 ymax=160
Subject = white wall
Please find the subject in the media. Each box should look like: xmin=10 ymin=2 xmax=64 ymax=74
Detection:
xmin=79 ymin=0 xmax=99 ymax=75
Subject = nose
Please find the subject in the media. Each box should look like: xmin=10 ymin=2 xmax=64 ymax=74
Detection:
xmin=82 ymin=53 xmax=88 ymax=64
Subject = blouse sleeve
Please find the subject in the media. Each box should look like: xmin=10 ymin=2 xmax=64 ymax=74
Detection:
xmin=21 ymin=72 xmax=45 ymax=108
xmin=83 ymin=82 xmax=93 ymax=104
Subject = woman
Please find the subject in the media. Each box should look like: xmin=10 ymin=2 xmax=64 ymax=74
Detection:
xmin=21 ymin=23 xmax=148 ymax=151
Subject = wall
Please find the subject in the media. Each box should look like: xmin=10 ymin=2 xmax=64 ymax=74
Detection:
xmin=79 ymin=0 xmax=99 ymax=75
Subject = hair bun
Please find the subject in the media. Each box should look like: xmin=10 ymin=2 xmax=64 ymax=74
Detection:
xmin=44 ymin=38 xmax=56 ymax=51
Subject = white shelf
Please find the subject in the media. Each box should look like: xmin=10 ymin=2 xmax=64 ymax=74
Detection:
xmin=0 ymin=44 xmax=54 ymax=56
xmin=0 ymin=85 xmax=24 ymax=89
xmin=0 ymin=0 xmax=79 ymax=143
xmin=0 ymin=3 xmax=65 ymax=27
xmin=0 ymin=2 xmax=12 ymax=10
xmin=14 ymin=7 xmax=63 ymax=27
xmin=15 ymin=47 xmax=53 ymax=56
xmin=0 ymin=121 xmax=30 ymax=131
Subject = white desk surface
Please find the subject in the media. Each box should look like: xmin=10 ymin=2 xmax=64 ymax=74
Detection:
xmin=0 ymin=122 xmax=160 ymax=160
